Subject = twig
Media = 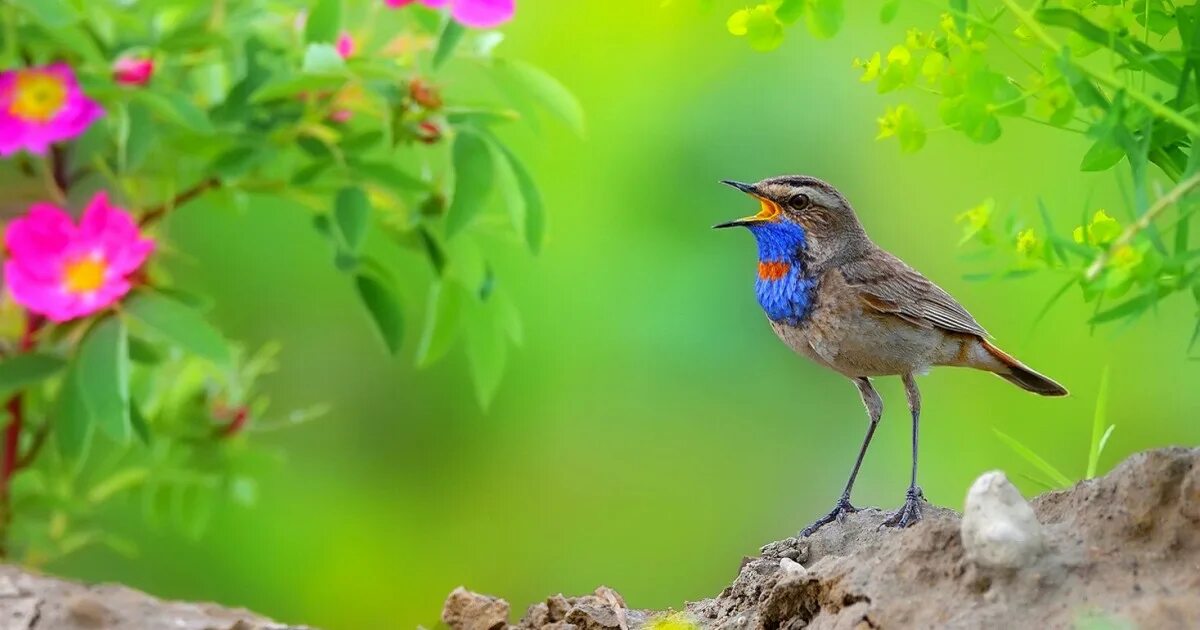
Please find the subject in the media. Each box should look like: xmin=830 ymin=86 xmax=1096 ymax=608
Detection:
xmin=1085 ymin=172 xmax=1200 ymax=280
xmin=138 ymin=178 xmax=220 ymax=227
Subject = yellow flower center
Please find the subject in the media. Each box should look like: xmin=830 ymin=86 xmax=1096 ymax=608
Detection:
xmin=63 ymin=255 xmax=107 ymax=294
xmin=10 ymin=71 xmax=67 ymax=122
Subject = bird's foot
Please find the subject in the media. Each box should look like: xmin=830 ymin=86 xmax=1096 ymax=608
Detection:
xmin=880 ymin=486 xmax=924 ymax=530
xmin=801 ymin=496 xmax=859 ymax=537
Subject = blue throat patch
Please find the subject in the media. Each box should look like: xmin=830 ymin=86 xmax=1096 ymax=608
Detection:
xmin=748 ymin=220 xmax=815 ymax=326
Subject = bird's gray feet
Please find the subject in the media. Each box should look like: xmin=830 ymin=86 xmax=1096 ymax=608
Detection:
xmin=880 ymin=486 xmax=924 ymax=530
xmin=801 ymin=496 xmax=858 ymax=537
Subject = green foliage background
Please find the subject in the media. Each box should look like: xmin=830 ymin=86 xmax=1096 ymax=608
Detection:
xmin=45 ymin=1 xmax=1200 ymax=628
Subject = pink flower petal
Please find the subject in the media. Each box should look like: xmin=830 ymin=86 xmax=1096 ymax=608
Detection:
xmin=4 ymin=261 xmax=74 ymax=322
xmin=336 ymin=33 xmax=356 ymax=59
xmin=450 ymin=0 xmax=513 ymax=27
xmin=0 ymin=64 xmax=103 ymax=156
xmin=3 ymin=192 xmax=154 ymax=321
xmin=5 ymin=203 xmax=75 ymax=262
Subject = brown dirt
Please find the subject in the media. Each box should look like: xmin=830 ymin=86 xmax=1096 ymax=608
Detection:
xmin=0 ymin=564 xmax=310 ymax=630
xmin=443 ymin=447 xmax=1200 ymax=630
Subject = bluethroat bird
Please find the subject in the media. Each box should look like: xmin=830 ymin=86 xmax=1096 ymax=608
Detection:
xmin=715 ymin=175 xmax=1067 ymax=536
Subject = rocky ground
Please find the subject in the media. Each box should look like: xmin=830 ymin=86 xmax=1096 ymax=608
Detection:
xmin=442 ymin=447 xmax=1200 ymax=630
xmin=0 ymin=564 xmax=309 ymax=630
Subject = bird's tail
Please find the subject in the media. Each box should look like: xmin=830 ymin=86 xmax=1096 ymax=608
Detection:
xmin=980 ymin=340 xmax=1068 ymax=397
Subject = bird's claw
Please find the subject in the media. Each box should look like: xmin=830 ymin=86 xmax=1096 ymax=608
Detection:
xmin=801 ymin=496 xmax=859 ymax=537
xmin=879 ymin=486 xmax=924 ymax=530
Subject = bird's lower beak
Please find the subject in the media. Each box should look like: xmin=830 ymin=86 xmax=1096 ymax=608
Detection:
xmin=715 ymin=179 xmax=781 ymax=229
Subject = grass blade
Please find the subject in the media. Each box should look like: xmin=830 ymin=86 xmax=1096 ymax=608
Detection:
xmin=1086 ymin=366 xmax=1111 ymax=479
xmin=994 ymin=428 xmax=1074 ymax=488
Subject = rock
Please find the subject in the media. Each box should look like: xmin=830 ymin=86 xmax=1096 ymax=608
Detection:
xmin=961 ymin=470 xmax=1045 ymax=569
xmin=442 ymin=448 xmax=1200 ymax=630
xmin=66 ymin=595 xmax=114 ymax=627
xmin=442 ymin=587 xmax=511 ymax=630
xmin=777 ymin=558 xmax=806 ymax=577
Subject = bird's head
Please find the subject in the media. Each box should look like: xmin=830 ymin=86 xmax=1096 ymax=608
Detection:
xmin=714 ymin=175 xmax=867 ymax=263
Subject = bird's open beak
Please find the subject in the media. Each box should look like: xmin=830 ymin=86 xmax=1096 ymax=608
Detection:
xmin=714 ymin=180 xmax=782 ymax=229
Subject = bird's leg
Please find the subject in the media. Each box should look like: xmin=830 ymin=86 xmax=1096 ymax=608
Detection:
xmin=882 ymin=373 xmax=924 ymax=529
xmin=801 ymin=378 xmax=882 ymax=537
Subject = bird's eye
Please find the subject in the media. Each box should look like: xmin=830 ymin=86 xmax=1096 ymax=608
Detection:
xmin=789 ymin=193 xmax=811 ymax=209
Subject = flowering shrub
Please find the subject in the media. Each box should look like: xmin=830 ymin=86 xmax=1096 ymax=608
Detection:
xmin=0 ymin=0 xmax=578 ymax=562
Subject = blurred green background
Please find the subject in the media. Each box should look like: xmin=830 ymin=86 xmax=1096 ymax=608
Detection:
xmin=51 ymin=1 xmax=1200 ymax=628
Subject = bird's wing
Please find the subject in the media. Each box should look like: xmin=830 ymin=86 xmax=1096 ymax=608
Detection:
xmin=839 ymin=249 xmax=989 ymax=338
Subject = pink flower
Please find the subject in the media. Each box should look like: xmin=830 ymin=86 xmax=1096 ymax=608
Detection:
xmin=113 ymin=57 xmax=155 ymax=86
xmin=336 ymin=32 xmax=356 ymax=59
xmin=384 ymin=0 xmax=514 ymax=28
xmin=0 ymin=63 xmax=103 ymax=157
xmin=3 ymin=192 xmax=154 ymax=322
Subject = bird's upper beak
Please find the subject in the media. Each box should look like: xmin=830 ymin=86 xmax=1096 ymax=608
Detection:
xmin=714 ymin=180 xmax=782 ymax=229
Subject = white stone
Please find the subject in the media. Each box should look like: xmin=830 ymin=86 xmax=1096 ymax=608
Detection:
xmin=961 ymin=470 xmax=1045 ymax=569
xmin=778 ymin=557 xmax=807 ymax=576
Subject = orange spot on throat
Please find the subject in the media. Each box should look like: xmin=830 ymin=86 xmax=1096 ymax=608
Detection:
xmin=757 ymin=260 xmax=791 ymax=281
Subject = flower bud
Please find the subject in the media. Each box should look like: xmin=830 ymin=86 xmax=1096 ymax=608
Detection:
xmin=409 ymin=79 xmax=443 ymax=110
xmin=416 ymin=121 xmax=442 ymax=144
xmin=113 ymin=57 xmax=154 ymax=87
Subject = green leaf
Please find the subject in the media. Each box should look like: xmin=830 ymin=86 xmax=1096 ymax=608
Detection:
xmin=949 ymin=0 xmax=968 ymax=31
xmin=121 ymin=103 xmax=157 ymax=174
xmin=465 ymin=302 xmax=507 ymax=408
xmin=776 ymin=0 xmax=805 ymax=24
xmin=880 ymin=0 xmax=900 ymax=24
xmin=1086 ymin=366 xmax=1110 ymax=479
xmin=741 ymin=5 xmax=785 ymax=51
xmin=12 ymin=0 xmax=78 ymax=28
xmin=494 ymin=59 xmax=586 ymax=136
xmin=0 ymin=354 xmax=66 ymax=401
xmin=134 ymin=91 xmax=215 ymax=135
xmin=123 ymin=291 xmax=231 ymax=367
xmin=994 ymin=429 xmax=1074 ymax=488
xmin=335 ymin=187 xmax=371 ymax=254
xmin=306 ymin=0 xmax=342 ymax=44
xmin=251 ymin=74 xmax=346 ymax=103
xmin=416 ymin=280 xmax=465 ymax=367
xmin=350 ymin=160 xmax=430 ymax=193
xmin=302 ymin=43 xmax=347 ymax=74
xmin=1035 ymin=9 xmax=1181 ymax=85
xmin=1081 ymin=139 xmax=1125 ymax=171
xmin=211 ymin=146 xmax=263 ymax=180
xmin=54 ymin=366 xmax=92 ymax=461
xmin=130 ymin=402 xmax=152 ymax=445
xmin=433 ymin=18 xmax=466 ymax=69
xmin=76 ymin=317 xmax=131 ymax=444
xmin=445 ymin=130 xmax=495 ymax=237
xmin=493 ymin=141 xmax=546 ymax=253
xmin=356 ymin=273 xmax=405 ymax=354
xmin=805 ymin=0 xmax=844 ymax=38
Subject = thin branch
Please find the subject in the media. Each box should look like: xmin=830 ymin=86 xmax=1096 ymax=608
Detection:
xmin=1085 ymin=172 xmax=1200 ymax=280
xmin=139 ymin=178 xmax=220 ymax=227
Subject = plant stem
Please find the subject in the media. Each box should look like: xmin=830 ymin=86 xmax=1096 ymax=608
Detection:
xmin=1086 ymin=172 xmax=1200 ymax=280
xmin=40 ymin=154 xmax=67 ymax=206
xmin=0 ymin=316 xmax=43 ymax=559
xmin=139 ymin=177 xmax=221 ymax=227
xmin=999 ymin=0 xmax=1200 ymax=138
